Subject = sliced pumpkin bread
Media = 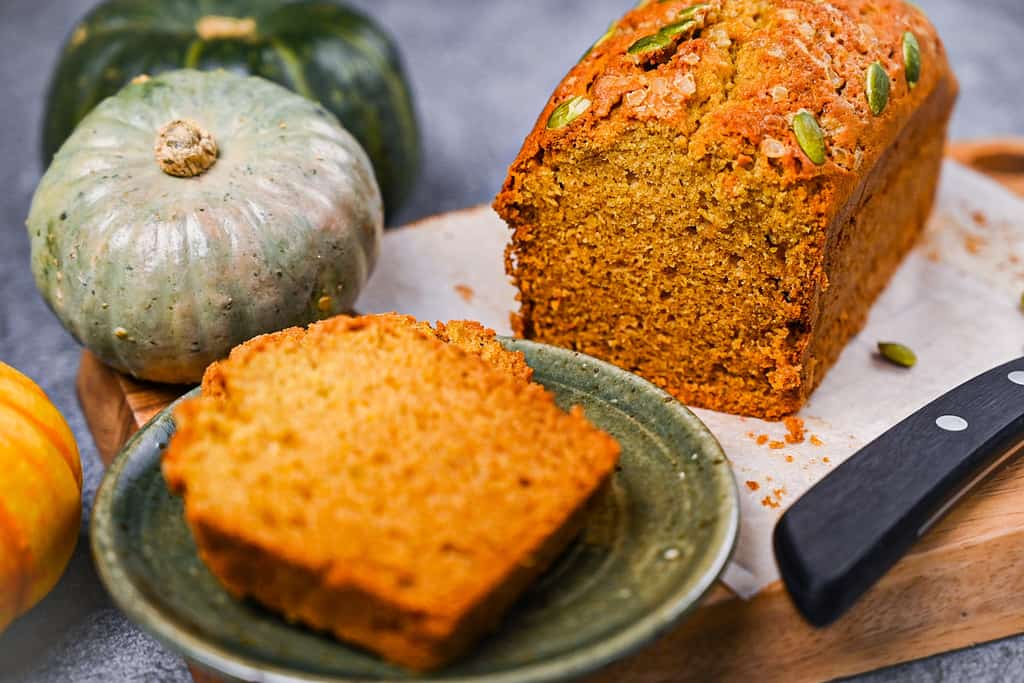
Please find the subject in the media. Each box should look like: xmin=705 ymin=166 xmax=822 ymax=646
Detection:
xmin=162 ymin=313 xmax=620 ymax=670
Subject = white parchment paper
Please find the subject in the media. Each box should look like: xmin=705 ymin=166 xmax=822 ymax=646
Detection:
xmin=356 ymin=161 xmax=1024 ymax=599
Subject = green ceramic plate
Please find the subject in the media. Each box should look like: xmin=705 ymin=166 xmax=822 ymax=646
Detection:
xmin=91 ymin=338 xmax=738 ymax=683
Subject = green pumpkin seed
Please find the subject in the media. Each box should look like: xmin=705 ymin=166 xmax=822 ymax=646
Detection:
xmin=628 ymin=31 xmax=675 ymax=54
xmin=902 ymin=31 xmax=921 ymax=87
xmin=661 ymin=18 xmax=698 ymax=38
xmin=676 ymin=2 xmax=712 ymax=18
xmin=547 ymin=95 xmax=591 ymax=129
xmin=865 ymin=61 xmax=890 ymax=115
xmin=594 ymin=22 xmax=617 ymax=49
xmin=877 ymin=341 xmax=917 ymax=368
xmin=791 ymin=109 xmax=826 ymax=165
xmin=581 ymin=22 xmax=617 ymax=62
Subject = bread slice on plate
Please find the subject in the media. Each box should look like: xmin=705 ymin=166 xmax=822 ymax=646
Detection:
xmin=162 ymin=313 xmax=620 ymax=670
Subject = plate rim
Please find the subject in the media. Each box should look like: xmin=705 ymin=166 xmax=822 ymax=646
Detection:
xmin=91 ymin=338 xmax=739 ymax=683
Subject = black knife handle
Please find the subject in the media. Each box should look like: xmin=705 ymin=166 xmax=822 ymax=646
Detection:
xmin=774 ymin=356 xmax=1024 ymax=627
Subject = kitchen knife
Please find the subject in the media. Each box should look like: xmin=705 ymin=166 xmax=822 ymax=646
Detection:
xmin=774 ymin=355 xmax=1024 ymax=627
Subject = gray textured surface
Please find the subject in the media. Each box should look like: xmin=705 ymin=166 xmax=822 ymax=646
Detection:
xmin=0 ymin=0 xmax=1021 ymax=681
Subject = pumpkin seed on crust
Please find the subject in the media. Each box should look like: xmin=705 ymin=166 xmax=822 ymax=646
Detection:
xmin=676 ymin=2 xmax=712 ymax=19
xmin=581 ymin=22 xmax=618 ymax=62
xmin=594 ymin=22 xmax=617 ymax=49
xmin=865 ymin=62 xmax=890 ymax=115
xmin=657 ymin=0 xmax=709 ymax=7
xmin=661 ymin=19 xmax=698 ymax=38
xmin=791 ymin=109 xmax=826 ymax=165
xmin=547 ymin=95 xmax=592 ymax=129
xmin=902 ymin=31 xmax=921 ymax=87
xmin=628 ymin=31 xmax=675 ymax=55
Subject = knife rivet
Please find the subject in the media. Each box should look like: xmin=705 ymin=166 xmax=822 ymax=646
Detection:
xmin=935 ymin=415 xmax=969 ymax=432
xmin=1008 ymin=371 xmax=1024 ymax=386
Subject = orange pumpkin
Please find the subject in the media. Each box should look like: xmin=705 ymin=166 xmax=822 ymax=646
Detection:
xmin=0 ymin=361 xmax=82 ymax=632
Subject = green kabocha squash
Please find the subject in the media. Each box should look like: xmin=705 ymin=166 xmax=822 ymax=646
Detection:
xmin=28 ymin=69 xmax=382 ymax=384
xmin=42 ymin=0 xmax=419 ymax=213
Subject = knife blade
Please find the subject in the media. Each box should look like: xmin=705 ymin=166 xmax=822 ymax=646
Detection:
xmin=774 ymin=355 xmax=1024 ymax=627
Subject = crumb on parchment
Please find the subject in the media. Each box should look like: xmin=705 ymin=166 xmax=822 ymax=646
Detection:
xmin=783 ymin=416 xmax=806 ymax=444
xmin=761 ymin=486 xmax=787 ymax=509
xmin=963 ymin=234 xmax=986 ymax=254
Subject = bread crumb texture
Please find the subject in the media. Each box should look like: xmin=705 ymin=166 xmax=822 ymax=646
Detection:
xmin=495 ymin=0 xmax=956 ymax=418
xmin=163 ymin=313 xmax=620 ymax=670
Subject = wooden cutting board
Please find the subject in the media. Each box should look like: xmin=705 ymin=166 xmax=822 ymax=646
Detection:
xmin=79 ymin=140 xmax=1024 ymax=683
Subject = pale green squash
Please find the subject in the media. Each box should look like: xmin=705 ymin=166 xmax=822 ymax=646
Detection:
xmin=28 ymin=69 xmax=382 ymax=383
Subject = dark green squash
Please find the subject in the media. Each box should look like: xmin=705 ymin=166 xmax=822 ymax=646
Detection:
xmin=42 ymin=0 xmax=420 ymax=214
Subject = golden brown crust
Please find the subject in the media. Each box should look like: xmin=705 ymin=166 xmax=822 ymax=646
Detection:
xmin=502 ymin=0 xmax=949 ymax=190
xmin=199 ymin=314 xmax=532 ymax=397
xmin=494 ymin=0 xmax=956 ymax=418
xmin=163 ymin=313 xmax=620 ymax=670
xmin=433 ymin=319 xmax=534 ymax=384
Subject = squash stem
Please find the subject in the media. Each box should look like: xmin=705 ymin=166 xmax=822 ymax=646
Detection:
xmin=153 ymin=119 xmax=218 ymax=178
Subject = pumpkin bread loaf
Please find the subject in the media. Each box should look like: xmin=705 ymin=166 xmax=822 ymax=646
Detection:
xmin=494 ymin=0 xmax=956 ymax=418
xmin=162 ymin=314 xmax=620 ymax=670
